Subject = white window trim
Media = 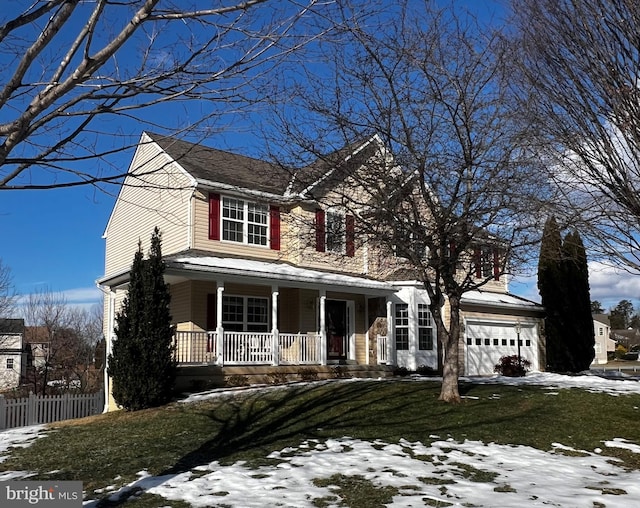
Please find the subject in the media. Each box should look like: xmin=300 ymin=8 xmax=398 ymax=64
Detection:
xmin=221 ymin=195 xmax=270 ymax=247
xmin=222 ymin=294 xmax=270 ymax=331
xmin=325 ymin=208 xmax=346 ymax=254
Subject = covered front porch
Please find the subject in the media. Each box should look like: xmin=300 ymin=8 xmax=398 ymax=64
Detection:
xmin=145 ymin=253 xmax=397 ymax=368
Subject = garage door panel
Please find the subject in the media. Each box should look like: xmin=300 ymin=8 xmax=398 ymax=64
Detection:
xmin=465 ymin=322 xmax=538 ymax=376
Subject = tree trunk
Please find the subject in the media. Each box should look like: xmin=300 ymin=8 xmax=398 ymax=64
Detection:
xmin=439 ymin=295 xmax=461 ymax=403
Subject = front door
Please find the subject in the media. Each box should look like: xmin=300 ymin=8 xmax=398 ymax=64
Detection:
xmin=326 ymin=300 xmax=348 ymax=360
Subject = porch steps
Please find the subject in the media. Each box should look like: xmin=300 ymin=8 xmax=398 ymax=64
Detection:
xmin=175 ymin=364 xmax=394 ymax=394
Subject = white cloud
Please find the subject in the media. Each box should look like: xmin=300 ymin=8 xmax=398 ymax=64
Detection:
xmin=509 ymin=262 xmax=640 ymax=311
xmin=588 ymin=261 xmax=640 ymax=309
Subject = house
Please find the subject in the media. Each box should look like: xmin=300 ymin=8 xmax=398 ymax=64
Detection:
xmin=592 ymin=314 xmax=615 ymax=365
xmin=24 ymin=326 xmax=51 ymax=368
xmin=99 ymin=132 xmax=545 ymax=408
xmin=610 ymin=328 xmax=640 ymax=352
xmin=0 ymin=319 xmax=27 ymax=391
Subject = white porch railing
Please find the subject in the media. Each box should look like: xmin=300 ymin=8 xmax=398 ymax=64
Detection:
xmin=223 ymin=332 xmax=274 ymax=365
xmin=377 ymin=334 xmax=388 ymax=364
xmin=174 ymin=331 xmax=322 ymax=366
xmin=279 ymin=333 xmax=321 ymax=364
xmin=174 ymin=331 xmax=218 ymax=364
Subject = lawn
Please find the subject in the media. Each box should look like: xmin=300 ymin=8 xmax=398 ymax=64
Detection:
xmin=2 ymin=378 xmax=640 ymax=507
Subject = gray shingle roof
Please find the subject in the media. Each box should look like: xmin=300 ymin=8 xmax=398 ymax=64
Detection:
xmin=145 ymin=132 xmax=382 ymax=200
xmin=146 ymin=132 xmax=293 ymax=195
xmin=0 ymin=318 xmax=24 ymax=334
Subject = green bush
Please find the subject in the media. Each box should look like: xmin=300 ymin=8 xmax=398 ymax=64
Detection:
xmin=226 ymin=374 xmax=249 ymax=387
xmin=494 ymin=355 xmax=531 ymax=377
xmin=615 ymin=344 xmax=628 ymax=359
xmin=331 ymin=366 xmax=350 ymax=379
xmin=416 ymin=365 xmax=438 ymax=376
xmin=298 ymin=368 xmax=319 ymax=381
xmin=393 ymin=366 xmax=410 ymax=377
xmin=267 ymin=371 xmax=290 ymax=385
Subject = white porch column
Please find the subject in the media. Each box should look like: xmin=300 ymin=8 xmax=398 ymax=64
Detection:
xmin=271 ymin=285 xmax=279 ymax=366
xmin=103 ymin=289 xmax=116 ymax=413
xmin=319 ymin=290 xmax=327 ymax=366
xmin=216 ymin=281 xmax=225 ymax=366
xmin=386 ymin=299 xmax=395 ymax=366
xmin=365 ymin=297 xmax=370 ymax=365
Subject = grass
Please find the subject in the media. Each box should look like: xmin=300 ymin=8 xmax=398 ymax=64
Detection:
xmin=2 ymin=379 xmax=640 ymax=507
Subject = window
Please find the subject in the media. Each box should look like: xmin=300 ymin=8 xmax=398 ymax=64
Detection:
xmin=395 ymin=304 xmax=409 ymax=350
xmin=599 ymin=327 xmax=604 ymax=336
xmin=209 ymin=193 xmax=280 ymax=248
xmin=474 ymin=246 xmax=501 ymax=280
xmin=222 ymin=295 xmax=269 ymax=332
xmin=315 ymin=209 xmax=355 ymax=256
xmin=6 ymin=358 xmax=14 ymax=370
xmin=221 ymin=197 xmax=268 ymax=246
xmin=393 ymin=227 xmax=427 ymax=260
xmin=417 ymin=304 xmax=434 ymax=350
xmin=326 ymin=211 xmax=345 ymax=253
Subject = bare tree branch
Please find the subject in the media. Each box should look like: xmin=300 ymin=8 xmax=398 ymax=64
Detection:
xmin=511 ymin=0 xmax=640 ymax=272
xmin=0 ymin=0 xmax=330 ymax=190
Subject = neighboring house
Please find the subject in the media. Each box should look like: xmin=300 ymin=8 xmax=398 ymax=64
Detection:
xmin=24 ymin=326 xmax=51 ymax=369
xmin=610 ymin=328 xmax=640 ymax=351
xmin=592 ymin=314 xmax=614 ymax=365
xmin=99 ymin=132 xmax=545 ymax=408
xmin=0 ymin=319 xmax=27 ymax=390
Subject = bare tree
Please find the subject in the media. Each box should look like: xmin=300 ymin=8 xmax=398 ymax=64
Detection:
xmin=22 ymin=286 xmax=103 ymax=393
xmin=0 ymin=0 xmax=331 ymax=191
xmin=510 ymin=0 xmax=640 ymax=272
xmin=0 ymin=258 xmax=16 ymax=317
xmin=266 ymin=2 xmax=546 ymax=402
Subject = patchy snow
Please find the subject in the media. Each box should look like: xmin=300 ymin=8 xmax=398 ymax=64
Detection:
xmin=1 ymin=373 xmax=640 ymax=507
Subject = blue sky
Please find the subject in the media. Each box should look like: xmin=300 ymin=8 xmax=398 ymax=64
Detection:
xmin=1 ymin=0 xmax=638 ymax=317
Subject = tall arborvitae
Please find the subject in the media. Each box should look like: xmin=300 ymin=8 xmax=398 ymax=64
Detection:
xmin=108 ymin=228 xmax=176 ymax=410
xmin=537 ymin=216 xmax=568 ymax=372
xmin=562 ymin=230 xmax=594 ymax=371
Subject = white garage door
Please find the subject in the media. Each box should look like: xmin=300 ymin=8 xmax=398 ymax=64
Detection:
xmin=465 ymin=321 xmax=538 ymax=376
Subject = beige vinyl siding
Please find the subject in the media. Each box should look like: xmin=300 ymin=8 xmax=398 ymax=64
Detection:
xmin=298 ymin=289 xmax=320 ymax=333
xmin=104 ymin=136 xmax=194 ymax=277
xmin=170 ymin=281 xmax=192 ymax=331
xmin=278 ymin=288 xmax=302 ymax=333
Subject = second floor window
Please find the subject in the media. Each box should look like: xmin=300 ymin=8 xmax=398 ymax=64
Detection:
xmin=326 ymin=211 xmax=345 ymax=253
xmin=474 ymin=246 xmax=501 ymax=280
xmin=6 ymin=358 xmax=14 ymax=370
xmin=315 ymin=208 xmax=355 ymax=257
xmin=222 ymin=197 xmax=268 ymax=246
xmin=209 ymin=193 xmax=280 ymax=250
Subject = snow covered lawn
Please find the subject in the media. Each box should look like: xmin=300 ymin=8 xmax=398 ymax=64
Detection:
xmin=1 ymin=372 xmax=640 ymax=507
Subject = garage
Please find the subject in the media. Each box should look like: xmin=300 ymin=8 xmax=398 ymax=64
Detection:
xmin=464 ymin=320 xmax=539 ymax=376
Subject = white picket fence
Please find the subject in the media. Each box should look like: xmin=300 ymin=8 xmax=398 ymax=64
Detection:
xmin=0 ymin=391 xmax=104 ymax=430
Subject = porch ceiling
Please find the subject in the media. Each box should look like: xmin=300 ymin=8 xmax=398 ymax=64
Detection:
xmin=165 ymin=255 xmax=394 ymax=295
